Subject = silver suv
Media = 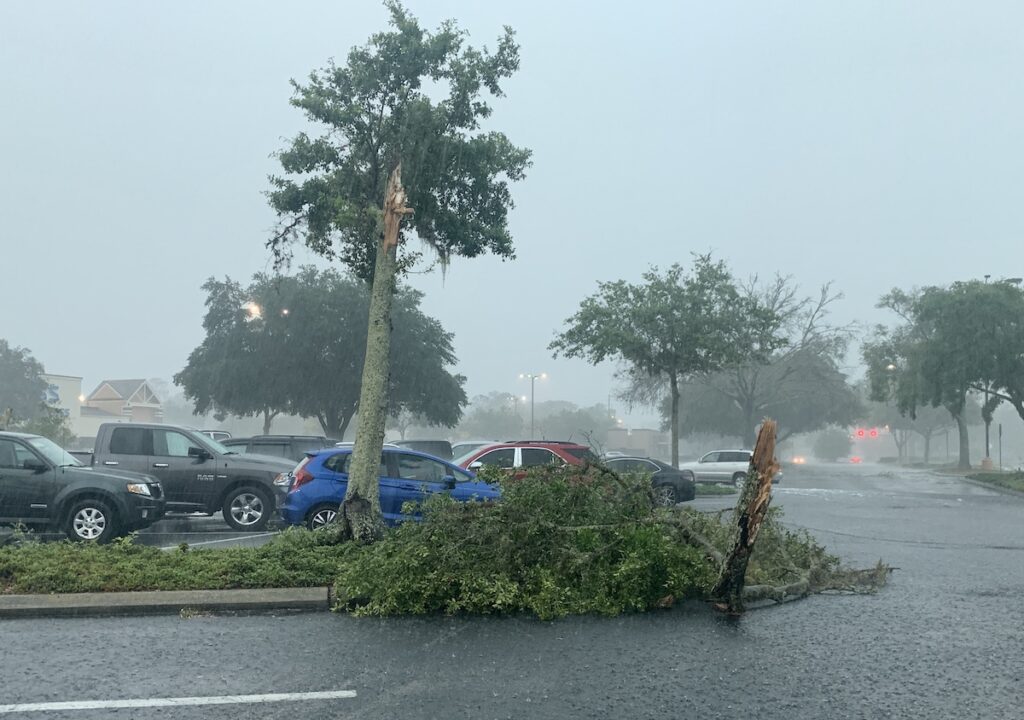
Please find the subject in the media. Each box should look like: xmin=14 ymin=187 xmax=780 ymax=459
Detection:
xmin=679 ymin=449 xmax=784 ymax=487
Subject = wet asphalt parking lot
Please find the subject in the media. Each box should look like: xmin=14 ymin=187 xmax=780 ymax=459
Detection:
xmin=1 ymin=463 xmax=1021 ymax=719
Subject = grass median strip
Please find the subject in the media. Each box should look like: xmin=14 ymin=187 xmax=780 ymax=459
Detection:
xmin=966 ymin=471 xmax=1024 ymax=493
xmin=0 ymin=530 xmax=349 ymax=594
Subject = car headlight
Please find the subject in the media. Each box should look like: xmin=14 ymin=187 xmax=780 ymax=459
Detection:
xmin=126 ymin=483 xmax=152 ymax=496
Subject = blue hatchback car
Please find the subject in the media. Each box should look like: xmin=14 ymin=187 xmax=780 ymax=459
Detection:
xmin=279 ymin=447 xmax=501 ymax=530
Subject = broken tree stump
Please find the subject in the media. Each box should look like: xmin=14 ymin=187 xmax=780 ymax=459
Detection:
xmin=711 ymin=419 xmax=781 ymax=614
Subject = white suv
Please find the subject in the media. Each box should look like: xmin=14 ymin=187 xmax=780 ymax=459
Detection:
xmin=679 ymin=449 xmax=781 ymax=487
xmin=679 ymin=450 xmax=750 ymax=486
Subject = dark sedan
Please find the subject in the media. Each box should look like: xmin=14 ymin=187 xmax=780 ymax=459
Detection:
xmin=602 ymin=456 xmax=697 ymax=505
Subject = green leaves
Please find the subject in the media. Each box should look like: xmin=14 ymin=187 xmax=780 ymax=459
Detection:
xmin=268 ymin=2 xmax=530 ymax=280
xmin=174 ymin=268 xmax=467 ymax=437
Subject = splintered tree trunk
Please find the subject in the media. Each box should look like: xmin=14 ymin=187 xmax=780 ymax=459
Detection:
xmin=712 ymin=418 xmax=780 ymax=614
xmin=340 ymin=164 xmax=413 ymax=542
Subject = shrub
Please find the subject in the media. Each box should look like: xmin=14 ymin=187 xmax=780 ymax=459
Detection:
xmin=333 ymin=465 xmax=717 ymax=619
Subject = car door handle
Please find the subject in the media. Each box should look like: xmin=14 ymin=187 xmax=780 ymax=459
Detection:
xmin=103 ymin=461 xmax=119 ymax=466
xmin=153 ymin=463 xmax=169 ymax=469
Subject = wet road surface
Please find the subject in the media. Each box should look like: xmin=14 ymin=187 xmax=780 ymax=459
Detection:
xmin=1 ymin=464 xmax=1021 ymax=719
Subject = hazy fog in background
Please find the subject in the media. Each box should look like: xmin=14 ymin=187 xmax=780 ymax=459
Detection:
xmin=2 ymin=1 xmax=1022 ymax=426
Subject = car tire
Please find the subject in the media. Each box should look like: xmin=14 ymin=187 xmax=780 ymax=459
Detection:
xmin=65 ymin=498 xmax=119 ymax=543
xmin=651 ymin=483 xmax=678 ymax=507
xmin=732 ymin=472 xmax=747 ymax=489
xmin=306 ymin=504 xmax=339 ymax=531
xmin=222 ymin=486 xmax=272 ymax=531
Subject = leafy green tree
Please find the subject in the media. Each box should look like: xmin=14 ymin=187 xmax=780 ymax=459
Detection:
xmin=627 ymin=279 xmax=860 ymax=447
xmin=550 ymin=255 xmax=786 ymax=467
xmin=863 ymin=281 xmax=1020 ymax=469
xmin=0 ymin=340 xmax=47 ymax=426
xmin=176 ymin=268 xmax=467 ymax=440
xmin=266 ymin=3 xmax=529 ymax=539
xmin=174 ymin=276 xmax=292 ymax=433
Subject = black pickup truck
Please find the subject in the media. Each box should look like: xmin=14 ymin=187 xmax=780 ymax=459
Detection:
xmin=0 ymin=431 xmax=164 ymax=542
xmin=83 ymin=423 xmax=294 ymax=531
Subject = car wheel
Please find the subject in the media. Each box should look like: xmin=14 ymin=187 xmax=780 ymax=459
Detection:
xmin=65 ymin=499 xmax=119 ymax=543
xmin=732 ymin=472 xmax=747 ymax=489
xmin=222 ymin=486 xmax=271 ymax=531
xmin=651 ymin=483 xmax=678 ymax=507
xmin=307 ymin=504 xmax=339 ymax=531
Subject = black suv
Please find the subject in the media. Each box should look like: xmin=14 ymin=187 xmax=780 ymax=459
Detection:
xmin=0 ymin=431 xmax=165 ymax=542
xmin=221 ymin=435 xmax=340 ymax=463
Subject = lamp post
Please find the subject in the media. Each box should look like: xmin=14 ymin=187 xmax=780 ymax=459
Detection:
xmin=519 ymin=373 xmax=546 ymax=438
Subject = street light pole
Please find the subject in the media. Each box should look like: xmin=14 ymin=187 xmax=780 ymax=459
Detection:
xmin=519 ymin=373 xmax=546 ymax=438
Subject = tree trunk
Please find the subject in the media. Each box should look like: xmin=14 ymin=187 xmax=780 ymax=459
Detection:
xmin=262 ymin=409 xmax=278 ymax=435
xmin=923 ymin=431 xmax=932 ymax=465
xmin=954 ymin=412 xmax=970 ymax=470
xmin=340 ymin=164 xmax=412 ymax=543
xmin=712 ymin=418 xmax=780 ymax=614
xmin=669 ymin=374 xmax=680 ymax=468
xmin=743 ymin=402 xmax=756 ymax=449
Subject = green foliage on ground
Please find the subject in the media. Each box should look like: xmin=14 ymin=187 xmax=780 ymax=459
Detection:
xmin=967 ymin=471 xmax=1024 ymax=493
xmin=0 ymin=529 xmax=350 ymax=594
xmin=334 ymin=465 xmax=717 ymax=619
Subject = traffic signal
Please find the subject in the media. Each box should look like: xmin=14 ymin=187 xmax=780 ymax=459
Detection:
xmin=856 ymin=428 xmax=866 ymax=438
xmin=869 ymin=428 xmax=878 ymax=438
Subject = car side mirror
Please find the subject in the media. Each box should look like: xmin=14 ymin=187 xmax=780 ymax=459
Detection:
xmin=188 ymin=447 xmax=211 ymax=460
xmin=468 ymin=462 xmax=483 ymax=470
xmin=442 ymin=475 xmax=457 ymax=490
xmin=23 ymin=458 xmax=47 ymax=473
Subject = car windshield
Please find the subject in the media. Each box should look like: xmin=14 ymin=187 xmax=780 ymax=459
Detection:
xmin=27 ymin=436 xmax=81 ymax=467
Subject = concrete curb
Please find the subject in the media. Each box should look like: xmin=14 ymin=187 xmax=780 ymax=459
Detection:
xmin=0 ymin=587 xmax=331 ymax=619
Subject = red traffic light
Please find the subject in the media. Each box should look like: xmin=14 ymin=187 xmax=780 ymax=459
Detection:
xmin=869 ymin=428 xmax=878 ymax=438
xmin=856 ymin=428 xmax=866 ymax=438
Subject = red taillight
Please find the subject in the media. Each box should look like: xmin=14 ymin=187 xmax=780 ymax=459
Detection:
xmin=290 ymin=468 xmax=315 ymax=492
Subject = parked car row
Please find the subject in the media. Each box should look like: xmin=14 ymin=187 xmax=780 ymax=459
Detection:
xmin=1 ymin=422 xmax=777 ymax=542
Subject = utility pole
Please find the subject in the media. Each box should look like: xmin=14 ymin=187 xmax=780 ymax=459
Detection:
xmin=519 ymin=373 xmax=546 ymax=438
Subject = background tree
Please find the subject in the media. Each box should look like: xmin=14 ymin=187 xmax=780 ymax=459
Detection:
xmin=454 ymin=392 xmax=526 ymax=440
xmin=551 ymin=255 xmax=786 ymax=467
xmin=266 ymin=2 xmax=529 ymax=539
xmin=176 ymin=268 xmax=467 ymax=440
xmin=627 ymin=278 xmax=861 ymax=447
xmin=0 ymin=340 xmax=47 ymax=425
xmin=175 ymin=276 xmax=295 ymax=434
xmin=863 ymin=281 xmax=1018 ymax=469
xmin=812 ymin=427 xmax=853 ymax=462
xmin=534 ymin=403 xmax=616 ymax=445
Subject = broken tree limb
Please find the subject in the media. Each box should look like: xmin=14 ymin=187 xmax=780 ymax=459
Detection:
xmin=711 ymin=418 xmax=781 ymax=614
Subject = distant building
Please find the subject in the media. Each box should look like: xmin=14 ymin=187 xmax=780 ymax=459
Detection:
xmin=77 ymin=379 xmax=164 ymax=444
xmin=40 ymin=373 xmax=84 ymax=425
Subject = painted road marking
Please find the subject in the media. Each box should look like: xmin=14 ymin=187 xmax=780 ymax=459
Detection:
xmin=0 ymin=690 xmax=357 ymax=713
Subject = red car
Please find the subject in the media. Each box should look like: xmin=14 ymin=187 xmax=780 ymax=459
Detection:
xmin=456 ymin=441 xmax=598 ymax=476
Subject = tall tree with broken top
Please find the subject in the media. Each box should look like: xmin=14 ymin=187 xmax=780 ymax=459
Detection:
xmin=267 ymin=2 xmax=530 ymax=540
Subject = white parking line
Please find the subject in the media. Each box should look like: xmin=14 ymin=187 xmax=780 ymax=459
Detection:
xmin=159 ymin=532 xmax=276 ymax=550
xmin=0 ymin=690 xmax=357 ymax=713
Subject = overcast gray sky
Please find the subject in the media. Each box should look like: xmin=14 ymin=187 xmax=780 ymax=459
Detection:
xmin=2 ymin=1 xmax=1022 ymax=427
